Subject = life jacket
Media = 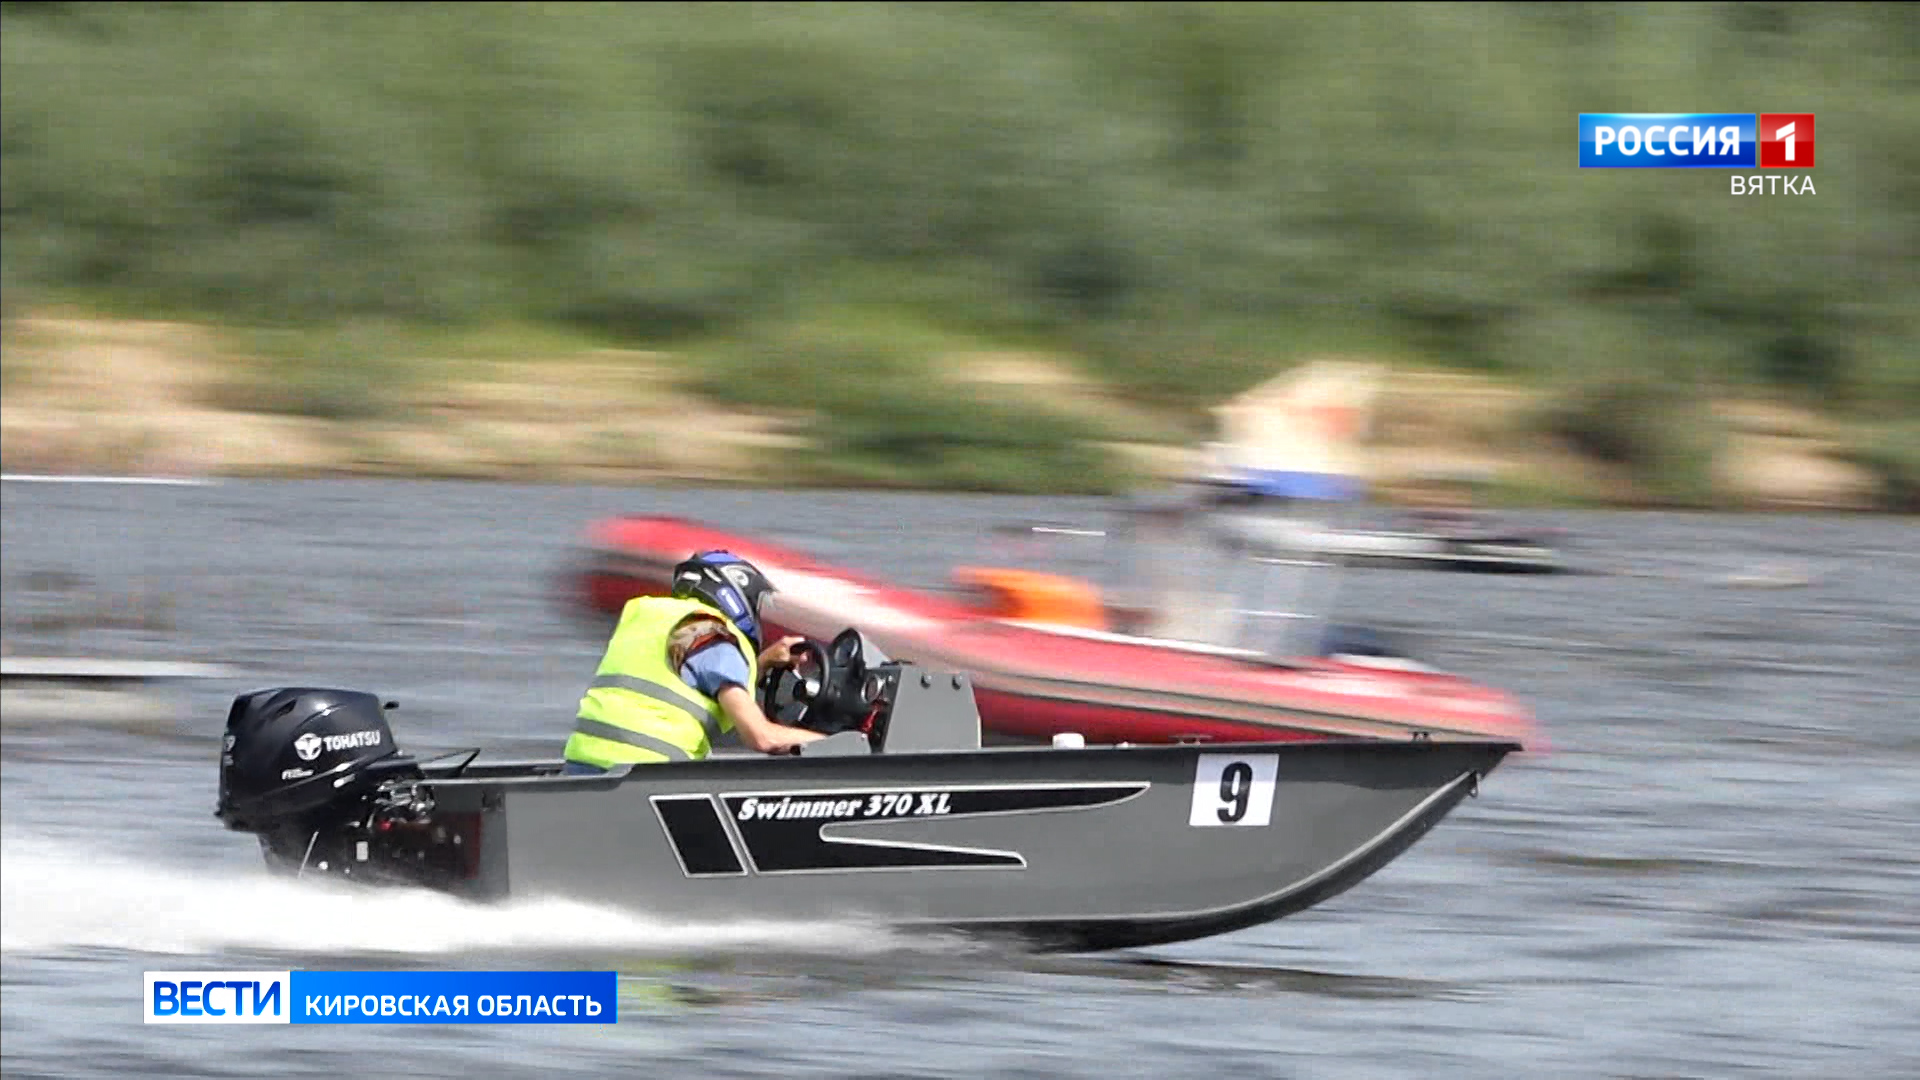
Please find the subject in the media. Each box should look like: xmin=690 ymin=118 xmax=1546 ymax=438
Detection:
xmin=563 ymin=596 xmax=758 ymax=767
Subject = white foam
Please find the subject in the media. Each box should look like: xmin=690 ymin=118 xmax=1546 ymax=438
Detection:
xmin=0 ymin=832 xmax=936 ymax=960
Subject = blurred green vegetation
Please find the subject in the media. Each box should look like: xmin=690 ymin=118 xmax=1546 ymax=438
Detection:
xmin=1837 ymin=419 xmax=1920 ymax=512
xmin=2 ymin=1 xmax=1916 ymax=497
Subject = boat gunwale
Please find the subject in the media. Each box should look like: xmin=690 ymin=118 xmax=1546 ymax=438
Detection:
xmin=408 ymin=737 xmax=1525 ymax=791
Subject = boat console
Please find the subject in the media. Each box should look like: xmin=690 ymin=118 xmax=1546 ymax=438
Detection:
xmin=758 ymin=627 xmax=984 ymax=756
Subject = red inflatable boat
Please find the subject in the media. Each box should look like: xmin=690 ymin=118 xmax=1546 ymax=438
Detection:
xmin=563 ymin=514 xmax=1538 ymax=749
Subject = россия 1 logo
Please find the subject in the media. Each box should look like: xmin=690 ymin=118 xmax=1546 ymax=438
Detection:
xmin=1578 ymin=113 xmax=1816 ymax=169
xmin=1579 ymin=113 xmax=1815 ymax=194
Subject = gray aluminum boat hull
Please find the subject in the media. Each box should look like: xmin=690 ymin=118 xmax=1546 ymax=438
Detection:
xmin=409 ymin=738 xmax=1515 ymax=952
xmin=225 ymin=635 xmax=1522 ymax=952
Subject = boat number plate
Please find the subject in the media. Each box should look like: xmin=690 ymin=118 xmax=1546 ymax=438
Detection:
xmin=1188 ymin=754 xmax=1278 ymax=827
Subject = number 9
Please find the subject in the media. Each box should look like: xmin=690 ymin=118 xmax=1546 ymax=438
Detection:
xmin=1218 ymin=762 xmax=1253 ymax=823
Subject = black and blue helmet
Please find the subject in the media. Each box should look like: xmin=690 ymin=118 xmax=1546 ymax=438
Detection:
xmin=670 ymin=550 xmax=773 ymax=652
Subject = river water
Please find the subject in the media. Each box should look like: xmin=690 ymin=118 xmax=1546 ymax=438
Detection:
xmin=2 ymin=479 xmax=1915 ymax=1079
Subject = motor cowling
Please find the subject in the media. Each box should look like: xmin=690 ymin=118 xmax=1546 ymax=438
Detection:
xmin=216 ymin=687 xmax=417 ymax=835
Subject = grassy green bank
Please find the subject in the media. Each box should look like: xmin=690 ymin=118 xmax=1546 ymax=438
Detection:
xmin=2 ymin=3 xmax=1915 ymax=507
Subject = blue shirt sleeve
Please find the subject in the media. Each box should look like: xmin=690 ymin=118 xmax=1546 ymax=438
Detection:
xmin=678 ymin=641 xmax=753 ymax=698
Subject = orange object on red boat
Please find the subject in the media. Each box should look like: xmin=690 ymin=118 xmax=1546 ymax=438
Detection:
xmin=950 ymin=567 xmax=1108 ymax=630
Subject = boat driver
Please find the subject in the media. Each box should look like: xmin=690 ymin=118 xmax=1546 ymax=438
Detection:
xmin=562 ymin=551 xmax=827 ymax=774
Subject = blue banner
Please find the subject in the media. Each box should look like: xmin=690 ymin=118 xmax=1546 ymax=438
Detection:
xmin=289 ymin=970 xmax=618 ymax=1024
xmin=1578 ymin=113 xmax=1756 ymax=168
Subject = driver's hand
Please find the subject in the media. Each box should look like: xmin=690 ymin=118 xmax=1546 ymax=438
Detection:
xmin=759 ymin=635 xmax=806 ymax=669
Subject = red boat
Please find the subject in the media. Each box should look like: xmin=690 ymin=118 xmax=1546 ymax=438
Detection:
xmin=563 ymin=513 xmax=1538 ymax=750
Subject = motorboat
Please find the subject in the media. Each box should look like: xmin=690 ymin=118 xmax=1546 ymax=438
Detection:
xmin=1194 ymin=361 xmax=1567 ymax=573
xmin=214 ymin=626 xmax=1521 ymax=952
xmin=564 ymin=505 xmax=1538 ymax=748
xmin=1204 ymin=510 xmax=1565 ymax=574
xmin=975 ymin=488 xmax=1565 ymax=584
xmin=563 ymin=361 xmax=1542 ymax=749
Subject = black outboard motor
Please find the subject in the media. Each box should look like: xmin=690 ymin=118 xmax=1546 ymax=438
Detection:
xmin=217 ymin=688 xmax=411 ymax=832
xmin=216 ymin=688 xmax=471 ymax=887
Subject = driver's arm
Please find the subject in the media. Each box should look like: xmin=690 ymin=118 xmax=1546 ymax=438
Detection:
xmin=716 ymin=685 xmax=826 ymax=754
xmin=676 ymin=638 xmax=826 ymax=755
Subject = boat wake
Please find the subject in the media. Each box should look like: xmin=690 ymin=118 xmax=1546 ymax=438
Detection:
xmin=0 ymin=831 xmax=952 ymax=963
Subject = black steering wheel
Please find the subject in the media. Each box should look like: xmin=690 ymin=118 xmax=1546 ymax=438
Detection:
xmin=757 ymin=639 xmax=834 ymax=729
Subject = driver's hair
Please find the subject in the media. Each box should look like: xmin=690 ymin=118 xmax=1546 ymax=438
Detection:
xmin=667 ymin=613 xmax=738 ymax=671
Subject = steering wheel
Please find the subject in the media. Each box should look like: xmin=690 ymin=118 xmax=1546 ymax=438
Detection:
xmin=757 ymin=639 xmax=834 ymax=729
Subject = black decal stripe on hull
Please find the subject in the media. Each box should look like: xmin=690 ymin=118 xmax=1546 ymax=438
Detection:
xmin=720 ymin=782 xmax=1149 ymax=811
xmin=751 ymin=837 xmax=1026 ymax=874
xmin=720 ymin=783 xmax=1146 ymax=875
xmin=651 ymin=794 xmax=747 ymax=878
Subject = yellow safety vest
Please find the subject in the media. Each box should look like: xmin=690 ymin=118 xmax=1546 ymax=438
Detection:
xmin=564 ymin=596 xmax=759 ymax=767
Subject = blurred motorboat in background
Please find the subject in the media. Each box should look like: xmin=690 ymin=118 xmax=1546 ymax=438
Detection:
xmin=563 ymin=365 xmax=1539 ymax=750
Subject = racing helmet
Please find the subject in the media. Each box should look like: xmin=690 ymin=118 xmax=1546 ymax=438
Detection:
xmin=670 ymin=550 xmax=773 ymax=652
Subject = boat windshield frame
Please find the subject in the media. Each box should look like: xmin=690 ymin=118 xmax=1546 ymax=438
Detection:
xmin=1090 ymin=481 xmax=1355 ymax=661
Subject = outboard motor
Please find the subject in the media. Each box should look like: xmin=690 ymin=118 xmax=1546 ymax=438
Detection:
xmin=216 ymin=688 xmax=472 ymax=887
xmin=217 ymin=688 xmax=409 ymax=831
